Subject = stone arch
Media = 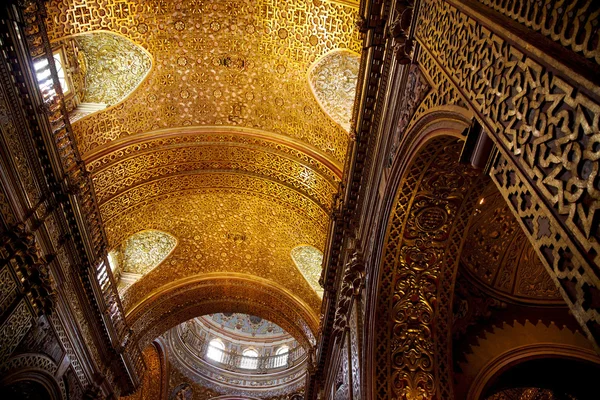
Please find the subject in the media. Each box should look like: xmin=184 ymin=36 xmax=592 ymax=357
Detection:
xmin=369 ymin=128 xmax=488 ymax=400
xmin=126 ymin=273 xmax=319 ymax=351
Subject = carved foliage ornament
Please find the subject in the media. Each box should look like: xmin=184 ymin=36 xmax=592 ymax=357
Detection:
xmin=0 ymin=226 xmax=56 ymax=317
xmin=389 ymin=0 xmax=416 ymax=64
xmin=376 ymin=138 xmax=481 ymax=400
xmin=332 ymin=252 xmax=365 ymax=338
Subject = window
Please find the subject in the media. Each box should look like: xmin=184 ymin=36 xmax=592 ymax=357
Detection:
xmin=274 ymin=346 xmax=289 ymax=367
xmin=240 ymin=348 xmax=258 ymax=369
xmin=33 ymin=49 xmax=70 ymax=95
xmin=206 ymin=339 xmax=225 ymax=363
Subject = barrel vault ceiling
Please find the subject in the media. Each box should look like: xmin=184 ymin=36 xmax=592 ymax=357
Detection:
xmin=44 ymin=0 xmax=362 ymax=320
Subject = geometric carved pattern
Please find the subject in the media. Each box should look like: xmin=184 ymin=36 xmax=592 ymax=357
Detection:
xmin=0 ymin=300 xmax=34 ymax=363
xmin=376 ymin=137 xmax=482 ymax=400
xmin=0 ymin=265 xmax=17 ymax=315
xmin=461 ymin=186 xmax=562 ymax=304
xmin=491 ymin=154 xmax=600 ymax=347
xmin=477 ymin=0 xmax=600 ymax=65
xmin=44 ymin=0 xmax=361 ymax=161
xmin=48 ymin=313 xmax=89 ymax=388
xmin=415 ymin=0 xmax=600 ymax=348
xmin=91 ymin=139 xmax=338 ymax=216
xmin=0 ymin=353 xmax=67 ymax=400
xmin=418 ymin=0 xmax=600 ymax=261
xmin=111 ymin=193 xmax=325 ymax=313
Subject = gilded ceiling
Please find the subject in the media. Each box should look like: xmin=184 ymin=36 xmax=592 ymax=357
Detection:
xmin=114 ymin=192 xmax=326 ymax=313
xmin=45 ymin=0 xmax=361 ymax=160
xmin=43 ymin=0 xmax=361 ymax=322
xmin=461 ymin=185 xmax=562 ymax=304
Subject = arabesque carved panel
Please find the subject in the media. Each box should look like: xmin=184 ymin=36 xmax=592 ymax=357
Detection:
xmin=44 ymin=0 xmax=361 ymax=162
xmin=416 ymin=0 xmax=600 ymax=265
xmin=376 ymin=138 xmax=482 ymax=400
xmin=412 ymin=0 xmax=600 ymax=347
xmin=477 ymin=0 xmax=600 ymax=65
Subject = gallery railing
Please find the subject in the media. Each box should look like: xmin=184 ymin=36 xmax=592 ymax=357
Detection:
xmin=181 ymin=332 xmax=307 ymax=373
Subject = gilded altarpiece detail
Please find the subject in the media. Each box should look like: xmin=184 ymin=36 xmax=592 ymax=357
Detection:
xmin=408 ymin=0 xmax=600 ymax=347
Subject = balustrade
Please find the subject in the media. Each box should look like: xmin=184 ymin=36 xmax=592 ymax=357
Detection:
xmin=180 ymin=331 xmax=307 ymax=373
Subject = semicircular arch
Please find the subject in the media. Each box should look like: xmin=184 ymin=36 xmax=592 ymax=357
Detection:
xmin=127 ymin=273 xmax=319 ymax=350
xmin=367 ymin=131 xmax=488 ymax=400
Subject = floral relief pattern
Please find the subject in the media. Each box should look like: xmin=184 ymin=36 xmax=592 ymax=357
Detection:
xmin=309 ymin=50 xmax=360 ymax=131
xmin=73 ymin=31 xmax=152 ymax=106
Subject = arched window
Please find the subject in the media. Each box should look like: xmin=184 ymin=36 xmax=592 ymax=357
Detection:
xmin=206 ymin=339 xmax=225 ymax=363
xmin=240 ymin=348 xmax=259 ymax=369
xmin=274 ymin=345 xmax=289 ymax=367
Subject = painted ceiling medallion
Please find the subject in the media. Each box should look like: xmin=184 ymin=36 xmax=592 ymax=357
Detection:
xmin=308 ymin=50 xmax=361 ymax=132
xmin=291 ymin=245 xmax=324 ymax=299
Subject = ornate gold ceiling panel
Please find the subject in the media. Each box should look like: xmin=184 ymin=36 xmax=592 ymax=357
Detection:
xmin=44 ymin=0 xmax=361 ymax=162
xmin=89 ymin=133 xmax=340 ymax=214
xmin=461 ymin=185 xmax=562 ymax=304
xmin=110 ymin=192 xmax=325 ymax=313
